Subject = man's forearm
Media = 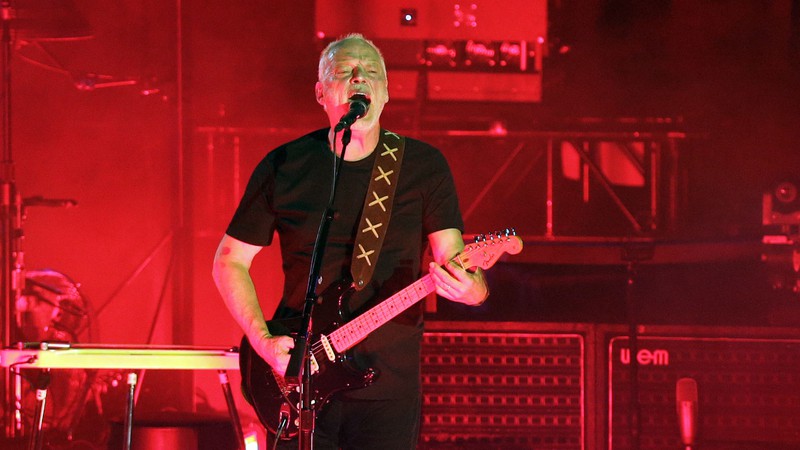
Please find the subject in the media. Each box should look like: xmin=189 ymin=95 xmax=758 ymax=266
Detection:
xmin=213 ymin=261 xmax=271 ymax=340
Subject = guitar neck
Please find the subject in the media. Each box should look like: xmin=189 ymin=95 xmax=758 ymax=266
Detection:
xmin=327 ymin=274 xmax=435 ymax=353
xmin=323 ymin=232 xmax=521 ymax=354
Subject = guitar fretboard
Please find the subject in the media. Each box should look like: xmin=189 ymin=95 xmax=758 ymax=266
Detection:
xmin=328 ymin=275 xmax=435 ymax=352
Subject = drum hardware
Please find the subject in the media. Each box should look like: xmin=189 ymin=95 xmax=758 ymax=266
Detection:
xmin=21 ymin=197 xmax=78 ymax=210
xmin=11 ymin=269 xmax=93 ymax=448
xmin=18 ymin=269 xmax=89 ymax=342
xmin=2 ymin=0 xmax=92 ymax=441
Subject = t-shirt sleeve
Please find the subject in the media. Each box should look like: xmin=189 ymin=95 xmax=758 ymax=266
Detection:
xmin=422 ymin=148 xmax=464 ymax=235
xmin=225 ymin=157 xmax=276 ymax=246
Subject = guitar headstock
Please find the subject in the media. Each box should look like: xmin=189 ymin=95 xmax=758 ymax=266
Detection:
xmin=460 ymin=228 xmax=523 ymax=270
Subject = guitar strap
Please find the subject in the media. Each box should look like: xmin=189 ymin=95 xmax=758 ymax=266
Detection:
xmin=350 ymin=129 xmax=406 ymax=291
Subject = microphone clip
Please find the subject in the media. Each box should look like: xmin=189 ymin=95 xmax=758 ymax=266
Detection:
xmin=334 ymin=94 xmax=370 ymax=132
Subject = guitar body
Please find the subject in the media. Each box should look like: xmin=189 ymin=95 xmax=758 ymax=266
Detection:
xmin=239 ymin=280 xmax=378 ymax=439
xmin=238 ymin=231 xmax=522 ymax=439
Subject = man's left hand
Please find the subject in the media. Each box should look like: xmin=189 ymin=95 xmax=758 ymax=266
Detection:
xmin=428 ymin=261 xmax=489 ymax=306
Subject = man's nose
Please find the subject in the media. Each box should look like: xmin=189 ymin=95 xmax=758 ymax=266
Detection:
xmin=350 ymin=66 xmax=366 ymax=83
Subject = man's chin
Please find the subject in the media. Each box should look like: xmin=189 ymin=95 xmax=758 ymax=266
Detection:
xmin=348 ymin=117 xmax=380 ymax=132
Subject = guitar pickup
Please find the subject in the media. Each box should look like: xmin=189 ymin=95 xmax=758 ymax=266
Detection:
xmin=319 ymin=334 xmax=336 ymax=362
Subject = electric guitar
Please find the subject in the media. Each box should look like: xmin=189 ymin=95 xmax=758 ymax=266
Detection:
xmin=239 ymin=230 xmax=523 ymax=438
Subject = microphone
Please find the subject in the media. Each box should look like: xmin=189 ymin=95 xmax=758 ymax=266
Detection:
xmin=334 ymin=94 xmax=370 ymax=131
xmin=676 ymin=377 xmax=698 ymax=449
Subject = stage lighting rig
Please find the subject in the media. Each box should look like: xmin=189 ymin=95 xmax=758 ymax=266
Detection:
xmin=315 ymin=0 xmax=547 ymax=102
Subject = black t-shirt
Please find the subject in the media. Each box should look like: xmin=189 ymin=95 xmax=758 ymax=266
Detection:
xmin=226 ymin=128 xmax=463 ymax=398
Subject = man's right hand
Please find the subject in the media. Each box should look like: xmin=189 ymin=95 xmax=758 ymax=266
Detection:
xmin=251 ymin=332 xmax=295 ymax=377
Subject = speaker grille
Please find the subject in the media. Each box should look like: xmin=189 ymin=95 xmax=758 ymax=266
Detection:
xmin=420 ymin=331 xmax=584 ymax=449
xmin=609 ymin=335 xmax=800 ymax=449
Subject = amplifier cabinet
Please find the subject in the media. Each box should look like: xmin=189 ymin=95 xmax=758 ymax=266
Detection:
xmin=607 ymin=328 xmax=800 ymax=450
xmin=420 ymin=322 xmax=587 ymax=450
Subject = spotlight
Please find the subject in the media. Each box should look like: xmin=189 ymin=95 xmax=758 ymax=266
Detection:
xmin=400 ymin=8 xmax=417 ymax=26
xmin=764 ymin=179 xmax=800 ymax=225
xmin=499 ymin=41 xmax=522 ymax=68
xmin=464 ymin=40 xmax=496 ymax=68
xmin=774 ymin=181 xmax=799 ymax=212
xmin=424 ymin=41 xmax=457 ymax=67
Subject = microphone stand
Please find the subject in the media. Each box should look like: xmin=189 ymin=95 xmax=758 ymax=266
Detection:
xmin=1 ymin=0 xmax=24 ymax=439
xmin=621 ymin=238 xmax=654 ymax=450
xmin=284 ymin=127 xmax=352 ymax=450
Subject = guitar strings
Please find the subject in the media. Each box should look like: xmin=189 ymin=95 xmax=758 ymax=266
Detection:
xmin=305 ymin=277 xmax=433 ymax=358
xmin=302 ymin=239 xmax=511 ymax=367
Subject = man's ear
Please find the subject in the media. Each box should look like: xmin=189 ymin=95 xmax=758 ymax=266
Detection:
xmin=315 ymin=82 xmax=324 ymax=105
